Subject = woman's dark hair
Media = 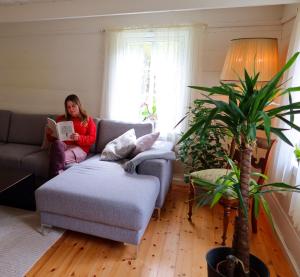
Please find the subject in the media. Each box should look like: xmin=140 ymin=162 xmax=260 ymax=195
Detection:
xmin=64 ymin=94 xmax=88 ymax=124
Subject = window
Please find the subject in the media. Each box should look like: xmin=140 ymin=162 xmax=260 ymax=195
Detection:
xmin=102 ymin=26 xmax=199 ymax=140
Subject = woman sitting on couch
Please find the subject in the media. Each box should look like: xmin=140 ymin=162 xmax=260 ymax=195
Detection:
xmin=47 ymin=94 xmax=96 ymax=177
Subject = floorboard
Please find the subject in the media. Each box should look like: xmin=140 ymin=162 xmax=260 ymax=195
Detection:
xmin=26 ymin=184 xmax=296 ymax=277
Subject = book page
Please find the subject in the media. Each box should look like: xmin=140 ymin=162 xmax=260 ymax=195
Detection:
xmin=56 ymin=121 xmax=75 ymax=141
xmin=47 ymin=117 xmax=58 ymax=138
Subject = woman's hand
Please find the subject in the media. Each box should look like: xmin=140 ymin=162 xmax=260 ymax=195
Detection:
xmin=71 ymin=132 xmax=80 ymax=141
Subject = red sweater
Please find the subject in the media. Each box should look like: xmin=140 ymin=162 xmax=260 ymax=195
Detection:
xmin=49 ymin=115 xmax=96 ymax=153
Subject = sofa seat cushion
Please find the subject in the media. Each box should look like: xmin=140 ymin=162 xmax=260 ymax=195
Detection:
xmin=36 ymin=155 xmax=160 ymax=231
xmin=0 ymin=143 xmax=41 ymax=168
xmin=21 ymin=150 xmax=49 ymax=178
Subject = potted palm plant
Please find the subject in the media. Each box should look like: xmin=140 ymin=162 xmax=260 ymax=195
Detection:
xmin=178 ymin=52 xmax=300 ymax=276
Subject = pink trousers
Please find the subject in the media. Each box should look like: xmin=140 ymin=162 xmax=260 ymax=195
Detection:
xmin=64 ymin=145 xmax=87 ymax=164
xmin=49 ymin=140 xmax=87 ymax=178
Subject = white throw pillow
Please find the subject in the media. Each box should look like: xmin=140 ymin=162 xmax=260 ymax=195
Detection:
xmin=100 ymin=129 xmax=137 ymax=161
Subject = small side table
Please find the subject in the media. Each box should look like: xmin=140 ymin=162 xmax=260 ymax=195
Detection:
xmin=0 ymin=167 xmax=36 ymax=211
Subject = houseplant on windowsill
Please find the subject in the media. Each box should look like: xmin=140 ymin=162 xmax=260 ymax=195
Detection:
xmin=178 ymin=52 xmax=300 ymax=276
xmin=140 ymin=99 xmax=158 ymax=130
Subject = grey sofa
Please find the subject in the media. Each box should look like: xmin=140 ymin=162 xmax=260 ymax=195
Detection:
xmin=0 ymin=110 xmax=49 ymax=183
xmin=35 ymin=119 xmax=174 ymax=246
xmin=0 ymin=110 xmax=174 ymax=246
xmin=0 ymin=110 xmax=101 ymax=184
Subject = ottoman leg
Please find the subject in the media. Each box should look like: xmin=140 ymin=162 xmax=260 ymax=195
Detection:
xmin=40 ymin=223 xmax=53 ymax=235
xmin=156 ymin=208 xmax=161 ymax=220
xmin=124 ymin=243 xmax=139 ymax=259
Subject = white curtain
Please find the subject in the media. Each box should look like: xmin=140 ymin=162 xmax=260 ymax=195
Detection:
xmin=269 ymin=6 xmax=300 ymax=232
xmin=101 ymin=31 xmax=145 ymax=122
xmin=101 ymin=26 xmax=204 ymax=141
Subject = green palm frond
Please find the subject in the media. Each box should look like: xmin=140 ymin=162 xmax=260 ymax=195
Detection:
xmin=179 ymin=52 xmax=300 ymax=149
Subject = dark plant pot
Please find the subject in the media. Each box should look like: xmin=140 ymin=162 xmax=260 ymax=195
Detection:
xmin=206 ymin=247 xmax=269 ymax=277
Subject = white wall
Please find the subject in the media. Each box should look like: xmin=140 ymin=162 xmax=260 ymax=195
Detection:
xmin=0 ymin=5 xmax=283 ymax=116
xmin=0 ymin=30 xmax=104 ymax=115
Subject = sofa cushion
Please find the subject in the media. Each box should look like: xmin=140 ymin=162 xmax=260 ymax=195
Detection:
xmin=89 ymin=117 xmax=101 ymax=153
xmin=21 ymin=150 xmax=49 ymax=178
xmin=100 ymin=129 xmax=136 ymax=161
xmin=36 ymin=155 xmax=159 ymax=231
xmin=0 ymin=110 xmax=11 ymax=142
xmin=96 ymin=119 xmax=152 ymax=153
xmin=0 ymin=143 xmax=41 ymax=168
xmin=8 ymin=113 xmax=48 ymax=145
xmin=131 ymin=131 xmax=160 ymax=157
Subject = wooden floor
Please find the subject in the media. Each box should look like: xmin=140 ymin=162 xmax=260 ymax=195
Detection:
xmin=26 ymin=185 xmax=295 ymax=277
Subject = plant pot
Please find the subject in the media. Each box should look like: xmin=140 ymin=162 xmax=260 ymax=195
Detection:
xmin=206 ymin=247 xmax=269 ymax=277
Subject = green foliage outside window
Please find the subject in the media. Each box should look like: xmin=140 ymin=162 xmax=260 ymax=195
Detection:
xmin=140 ymin=97 xmax=158 ymax=122
xmin=294 ymin=144 xmax=300 ymax=164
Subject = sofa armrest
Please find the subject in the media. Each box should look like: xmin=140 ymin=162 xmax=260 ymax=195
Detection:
xmin=123 ymin=140 xmax=175 ymax=174
xmin=137 ymin=158 xmax=173 ymax=208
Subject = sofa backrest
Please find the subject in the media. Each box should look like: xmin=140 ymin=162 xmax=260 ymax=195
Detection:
xmin=89 ymin=117 xmax=101 ymax=153
xmin=95 ymin=119 xmax=153 ymax=153
xmin=0 ymin=110 xmax=11 ymax=143
xmin=3 ymin=112 xmax=151 ymax=152
xmin=8 ymin=113 xmax=48 ymax=145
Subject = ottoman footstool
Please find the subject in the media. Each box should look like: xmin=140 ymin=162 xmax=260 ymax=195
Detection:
xmin=35 ymin=157 xmax=160 ymax=246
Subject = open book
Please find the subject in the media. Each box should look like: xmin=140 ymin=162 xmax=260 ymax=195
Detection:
xmin=47 ymin=117 xmax=75 ymax=141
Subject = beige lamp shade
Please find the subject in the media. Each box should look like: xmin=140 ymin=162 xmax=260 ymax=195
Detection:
xmin=220 ymin=38 xmax=279 ymax=82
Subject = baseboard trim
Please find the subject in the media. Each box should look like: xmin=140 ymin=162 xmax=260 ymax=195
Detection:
xmin=267 ymin=194 xmax=300 ymax=277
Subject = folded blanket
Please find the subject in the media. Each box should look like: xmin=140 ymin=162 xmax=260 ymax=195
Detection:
xmin=123 ymin=148 xmax=176 ymax=174
xmin=151 ymin=140 xmax=174 ymax=152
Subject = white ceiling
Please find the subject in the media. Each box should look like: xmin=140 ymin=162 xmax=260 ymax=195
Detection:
xmin=0 ymin=0 xmax=67 ymax=6
xmin=0 ymin=0 xmax=298 ymax=7
xmin=0 ymin=0 xmax=298 ymax=23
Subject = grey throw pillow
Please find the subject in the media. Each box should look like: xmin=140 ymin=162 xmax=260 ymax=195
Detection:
xmin=131 ymin=131 xmax=160 ymax=157
xmin=100 ymin=128 xmax=137 ymax=161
